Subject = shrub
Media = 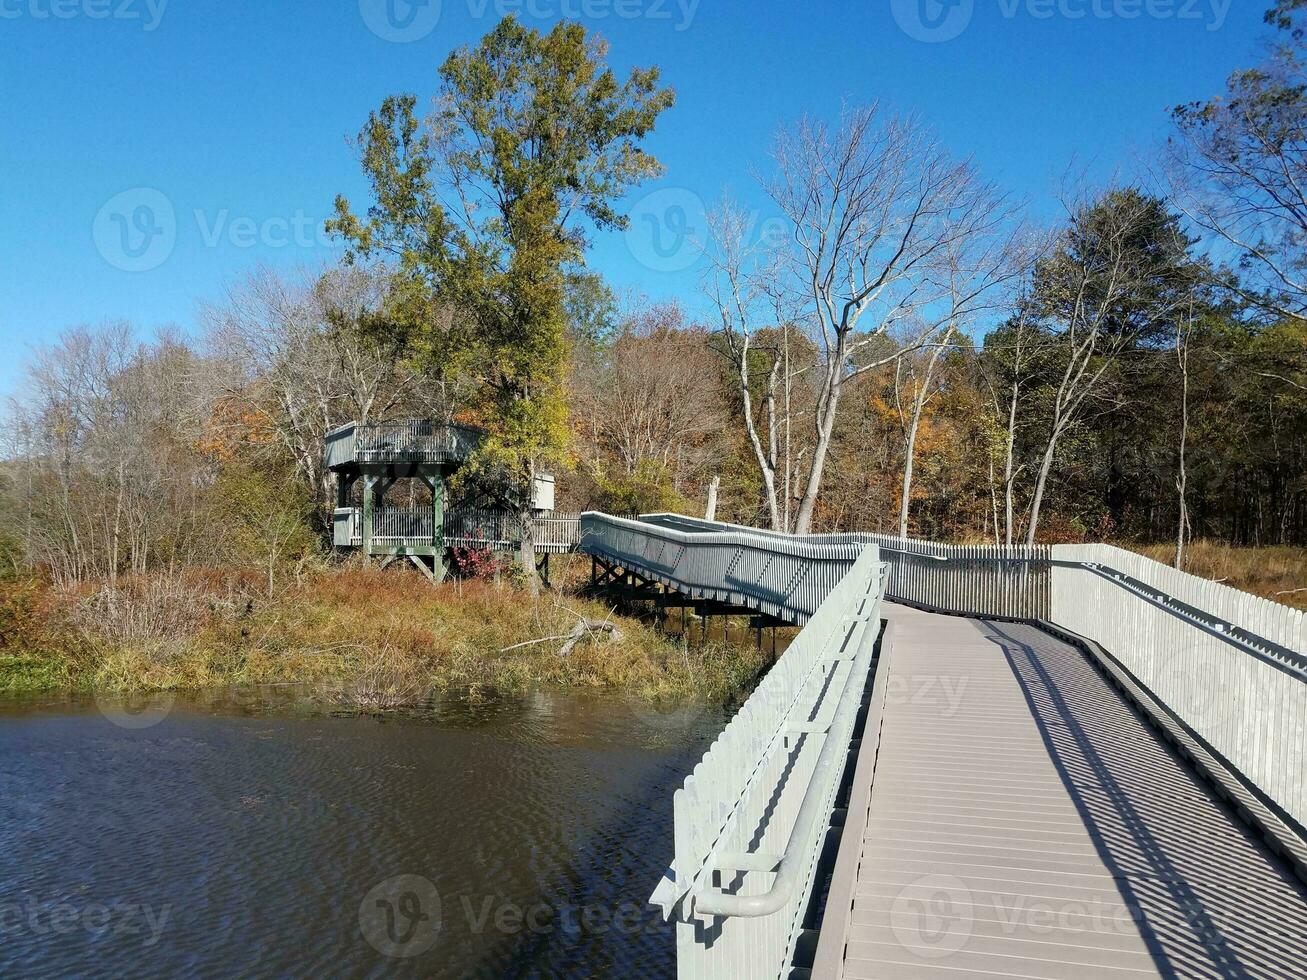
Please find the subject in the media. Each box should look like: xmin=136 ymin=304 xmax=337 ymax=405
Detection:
xmin=0 ymin=577 xmax=47 ymax=651
xmin=449 ymin=546 xmax=510 ymax=580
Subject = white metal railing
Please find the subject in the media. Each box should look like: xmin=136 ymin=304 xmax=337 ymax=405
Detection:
xmin=1050 ymin=543 xmax=1307 ymax=832
xmin=597 ymin=520 xmax=883 ymax=978
xmin=444 ymin=509 xmax=581 ymax=554
xmin=587 ymin=513 xmax=1307 ymax=979
xmin=372 ymin=508 xmax=435 ymax=542
xmin=581 ymin=513 xmax=867 ymax=625
xmin=331 ymin=507 xmax=581 ymax=554
xmin=638 ymin=513 xmax=1051 ymax=619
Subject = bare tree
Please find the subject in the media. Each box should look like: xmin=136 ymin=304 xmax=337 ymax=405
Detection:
xmin=994 ymin=308 xmax=1038 ymax=547
xmin=1167 ymin=27 xmax=1307 ymax=321
xmin=203 ymin=264 xmax=435 ymax=516
xmin=767 ymin=104 xmax=1015 ymax=532
xmin=11 ymin=325 xmax=218 ymax=585
xmin=895 ymin=230 xmax=1030 ymax=537
xmin=572 ymin=302 xmax=726 ymax=505
xmin=894 ymin=322 xmax=954 ymax=538
xmin=701 ymin=198 xmax=792 ymax=528
xmin=1175 ymin=302 xmax=1195 ymax=568
xmin=1022 ymin=188 xmax=1194 ymax=546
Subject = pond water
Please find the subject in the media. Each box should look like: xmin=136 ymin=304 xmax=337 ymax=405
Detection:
xmin=0 ymin=687 xmax=725 ymax=978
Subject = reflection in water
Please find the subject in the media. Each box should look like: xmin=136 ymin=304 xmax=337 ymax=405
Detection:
xmin=0 ymin=687 xmax=724 ymax=978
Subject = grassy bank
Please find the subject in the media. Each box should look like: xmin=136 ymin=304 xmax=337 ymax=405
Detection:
xmin=0 ymin=566 xmax=766 ymax=708
xmin=1135 ymin=540 xmax=1307 ymax=611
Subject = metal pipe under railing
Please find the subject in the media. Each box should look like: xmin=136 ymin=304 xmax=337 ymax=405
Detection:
xmin=1065 ymin=560 xmax=1307 ymax=678
xmin=689 ymin=593 xmax=881 ymax=919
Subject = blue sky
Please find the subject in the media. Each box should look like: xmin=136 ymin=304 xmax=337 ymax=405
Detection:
xmin=0 ymin=0 xmax=1268 ymax=398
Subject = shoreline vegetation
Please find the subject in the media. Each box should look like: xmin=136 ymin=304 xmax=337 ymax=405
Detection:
xmin=1 ymin=540 xmax=1301 ymax=710
xmin=0 ymin=558 xmax=769 ymax=709
xmin=1138 ymin=541 xmax=1307 ymax=611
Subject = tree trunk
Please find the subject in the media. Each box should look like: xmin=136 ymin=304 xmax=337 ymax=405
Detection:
xmin=519 ymin=459 xmax=540 ymax=597
xmin=899 ymin=328 xmax=952 ymax=539
xmin=1175 ymin=318 xmax=1192 ymax=569
xmin=1025 ymin=434 xmax=1059 ymax=548
xmin=733 ymin=345 xmax=782 ymax=529
xmin=704 ymin=476 xmax=720 ymax=521
xmin=1004 ymin=381 xmax=1020 ymax=547
xmin=988 ymin=455 xmax=1001 ymax=545
xmin=794 ymin=370 xmax=841 ymax=534
xmin=899 ymin=409 xmax=920 ymax=540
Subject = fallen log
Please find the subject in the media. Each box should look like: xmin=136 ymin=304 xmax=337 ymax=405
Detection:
xmin=499 ymin=617 xmax=623 ymax=657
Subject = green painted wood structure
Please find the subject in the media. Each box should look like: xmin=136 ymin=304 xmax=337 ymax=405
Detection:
xmin=325 ymin=420 xmax=482 ymax=581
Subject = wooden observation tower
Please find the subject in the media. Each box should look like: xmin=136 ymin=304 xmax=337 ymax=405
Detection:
xmin=324 ymin=420 xmax=481 ymax=581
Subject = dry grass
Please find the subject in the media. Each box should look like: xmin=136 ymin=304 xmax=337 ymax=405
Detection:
xmin=1136 ymin=540 xmax=1307 ymax=611
xmin=0 ymin=567 xmax=765 ymax=707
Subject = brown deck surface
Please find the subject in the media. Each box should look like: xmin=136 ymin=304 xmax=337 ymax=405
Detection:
xmin=822 ymin=603 xmax=1307 ymax=980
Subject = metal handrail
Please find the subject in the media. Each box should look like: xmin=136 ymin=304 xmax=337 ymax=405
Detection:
xmin=581 ymin=511 xmax=869 ymax=626
xmin=644 ymin=514 xmax=1304 ymax=673
xmin=882 ymin=544 xmax=1306 ymax=677
xmin=595 ymin=515 xmax=886 ymax=975
xmin=693 ymin=594 xmax=880 ymax=919
xmin=1067 ymin=560 xmax=1307 ymax=678
xmin=635 ymin=513 xmax=1052 ymax=620
xmin=615 ymin=512 xmax=1306 ymax=979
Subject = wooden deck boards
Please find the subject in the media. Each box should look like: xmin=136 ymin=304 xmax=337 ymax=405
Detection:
xmin=819 ymin=603 xmax=1307 ymax=980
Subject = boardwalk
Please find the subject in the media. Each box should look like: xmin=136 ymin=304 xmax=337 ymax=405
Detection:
xmin=815 ymin=604 xmax=1307 ymax=979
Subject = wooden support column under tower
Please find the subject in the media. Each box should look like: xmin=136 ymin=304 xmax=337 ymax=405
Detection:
xmin=420 ymin=470 xmax=447 ymax=584
xmin=361 ymin=474 xmax=377 ymax=566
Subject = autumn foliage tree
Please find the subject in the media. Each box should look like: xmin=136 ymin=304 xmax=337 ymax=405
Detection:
xmin=329 ymin=16 xmax=673 ymax=593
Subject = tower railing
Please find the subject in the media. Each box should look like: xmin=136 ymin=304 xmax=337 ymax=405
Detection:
xmin=330 ymin=507 xmax=581 ymax=554
xmin=324 ymin=421 xmax=482 ymax=469
xmin=371 ymin=508 xmax=436 ymax=542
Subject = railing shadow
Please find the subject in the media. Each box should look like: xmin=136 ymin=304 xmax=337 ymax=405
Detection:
xmin=980 ymin=619 xmax=1307 ymax=979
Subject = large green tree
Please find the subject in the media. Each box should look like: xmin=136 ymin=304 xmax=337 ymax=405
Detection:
xmin=330 ymin=16 xmax=673 ymax=592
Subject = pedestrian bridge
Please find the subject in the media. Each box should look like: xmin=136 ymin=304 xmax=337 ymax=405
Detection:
xmin=578 ymin=513 xmax=1307 ymax=980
